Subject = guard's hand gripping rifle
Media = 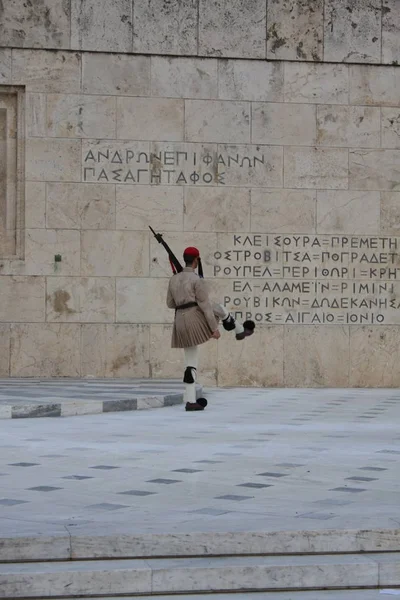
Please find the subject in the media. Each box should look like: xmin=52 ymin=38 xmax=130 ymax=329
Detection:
xmin=149 ymin=226 xmax=183 ymax=275
xmin=149 ymin=226 xmax=204 ymax=278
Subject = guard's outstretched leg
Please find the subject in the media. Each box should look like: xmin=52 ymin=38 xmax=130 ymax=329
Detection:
xmin=215 ymin=304 xmax=255 ymax=340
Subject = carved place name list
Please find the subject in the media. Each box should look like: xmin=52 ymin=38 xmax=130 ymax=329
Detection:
xmin=215 ymin=234 xmax=400 ymax=326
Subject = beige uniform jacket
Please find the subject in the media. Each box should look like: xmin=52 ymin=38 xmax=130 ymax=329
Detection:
xmin=167 ymin=268 xmax=218 ymax=348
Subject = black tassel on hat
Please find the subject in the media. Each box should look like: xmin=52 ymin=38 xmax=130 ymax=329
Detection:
xmin=198 ymin=257 xmax=204 ymax=278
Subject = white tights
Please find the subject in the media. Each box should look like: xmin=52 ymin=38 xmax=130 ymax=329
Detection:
xmin=184 ymin=346 xmax=199 ymax=404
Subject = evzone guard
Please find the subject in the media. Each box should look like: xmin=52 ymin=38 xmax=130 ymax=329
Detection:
xmin=149 ymin=227 xmax=255 ymax=411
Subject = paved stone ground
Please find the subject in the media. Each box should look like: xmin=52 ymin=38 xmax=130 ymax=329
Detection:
xmin=0 ymin=387 xmax=399 ymax=539
xmin=0 ymin=379 xmax=200 ymax=419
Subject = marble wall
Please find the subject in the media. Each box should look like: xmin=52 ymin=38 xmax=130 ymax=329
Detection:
xmin=0 ymin=47 xmax=399 ymax=387
xmin=0 ymin=1 xmax=399 ymax=388
xmin=0 ymin=1 xmax=400 ymax=65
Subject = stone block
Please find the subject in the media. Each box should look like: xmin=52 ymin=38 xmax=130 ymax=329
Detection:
xmin=81 ymin=230 xmax=149 ymax=277
xmin=83 ymin=53 xmax=150 ymax=96
xmin=324 ymin=0 xmax=381 ymax=63
xmin=218 ymin=144 xmax=283 ymax=188
xmin=148 ymin=140 xmax=217 ymax=187
xmin=0 ymin=49 xmax=11 ymax=84
xmin=217 ymin=326 xmax=284 ymax=387
xmin=0 ymin=0 xmax=70 ymax=48
xmin=251 ymin=189 xmax=316 ymax=234
xmin=47 ymin=94 xmax=116 ymax=139
xmin=26 ymin=138 xmax=81 ymax=182
xmin=0 ymin=276 xmax=45 ymax=322
xmin=26 ymin=93 xmax=47 ymax=138
xmin=0 ymin=88 xmax=23 ymax=259
xmin=285 ymin=326 xmax=350 ymax=387
xmin=252 ymin=103 xmax=316 ymax=146
xmin=350 ymin=65 xmax=400 ymax=106
xmin=317 ymin=105 xmax=380 ymax=148
xmin=150 ymin=324 xmax=181 ymax=379
xmin=317 ymin=191 xmax=380 ymax=234
xmin=377 ymin=555 xmax=400 ymax=586
xmin=61 ymin=401 xmax=103 ymax=417
xmin=149 ymin=232 xmax=218 ymax=278
xmin=46 ymin=183 xmax=116 ymax=230
xmin=12 ymin=50 xmax=81 ymax=93
xmin=381 ymin=192 xmax=400 ymax=235
xmin=0 ymin=406 xmax=11 ymax=419
xmin=185 ymin=100 xmax=250 ymax=144
xmin=184 ymin=187 xmax=250 ymax=232
xmin=46 ymin=277 xmax=115 ymax=323
xmin=210 ymin=243 xmax=281 ymax=281
xmin=117 ymin=97 xmax=184 ymax=141
xmin=349 ymin=149 xmax=400 ymax=191
xmin=81 ymin=324 xmax=150 ymax=378
xmin=0 ymin=324 xmax=10 ymax=376
xmin=25 ymin=182 xmax=46 ymax=229
xmin=199 ymin=0 xmax=266 ymax=59
xmin=151 ymin=57 xmax=217 ymax=99
xmin=133 ymin=0 xmax=197 ymax=55
xmin=25 ymin=229 xmax=81 ymax=276
xmin=149 ymin=324 xmax=217 ymax=386
xmin=284 ymin=147 xmax=348 ymax=189
xmin=285 ymin=63 xmax=349 ymax=104
xmin=10 ymin=323 xmax=81 ymax=377
xmin=116 ymin=278 xmax=171 ymax=324
xmin=382 ymin=108 xmax=400 ymax=149
xmin=218 ymin=60 xmax=284 ymax=102
xmin=382 ymin=0 xmax=400 ymax=64
xmin=71 ymin=0 xmax=132 ymax=52
xmin=350 ymin=327 xmax=400 ymax=387
xmin=267 ymin=0 xmax=323 ymax=61
xmin=82 ymin=139 xmax=151 ymax=185
xmin=116 ymin=185 xmax=183 ymax=231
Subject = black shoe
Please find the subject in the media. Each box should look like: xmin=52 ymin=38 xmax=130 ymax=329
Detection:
xmin=185 ymin=402 xmax=205 ymax=411
xmin=183 ymin=366 xmax=196 ymax=384
xmin=236 ymin=320 xmax=255 ymax=341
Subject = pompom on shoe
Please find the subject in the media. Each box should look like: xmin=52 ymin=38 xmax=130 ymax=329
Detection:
xmin=236 ymin=320 xmax=255 ymax=341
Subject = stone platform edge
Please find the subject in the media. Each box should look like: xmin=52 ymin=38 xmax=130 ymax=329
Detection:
xmin=1 ymin=528 xmax=400 ymax=562
xmin=0 ymin=386 xmax=203 ymax=419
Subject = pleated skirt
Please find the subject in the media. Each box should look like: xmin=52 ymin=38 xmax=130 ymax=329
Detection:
xmin=171 ymin=306 xmax=214 ymax=348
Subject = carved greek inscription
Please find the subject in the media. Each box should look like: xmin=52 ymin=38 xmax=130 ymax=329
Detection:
xmin=215 ymin=234 xmax=400 ymax=325
xmin=82 ymin=143 xmax=273 ymax=186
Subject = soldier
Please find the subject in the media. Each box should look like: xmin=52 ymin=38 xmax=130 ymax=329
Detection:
xmin=167 ymin=247 xmax=254 ymax=411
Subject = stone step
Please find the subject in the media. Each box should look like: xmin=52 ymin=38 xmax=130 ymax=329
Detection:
xmin=2 ymin=528 xmax=400 ymax=562
xmin=0 ymin=553 xmax=399 ymax=597
xmin=58 ymin=593 xmax=399 ymax=600
xmin=0 ymin=381 xmax=203 ymax=419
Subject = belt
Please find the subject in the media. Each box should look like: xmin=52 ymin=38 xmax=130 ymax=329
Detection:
xmin=175 ymin=302 xmax=198 ymax=311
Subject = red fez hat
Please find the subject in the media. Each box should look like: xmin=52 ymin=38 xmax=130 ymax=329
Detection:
xmin=184 ymin=246 xmax=200 ymax=257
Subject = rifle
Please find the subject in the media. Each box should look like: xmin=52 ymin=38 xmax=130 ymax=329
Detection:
xmin=149 ymin=226 xmax=183 ymax=275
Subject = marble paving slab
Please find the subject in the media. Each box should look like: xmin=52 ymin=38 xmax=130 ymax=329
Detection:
xmin=0 ymin=387 xmax=400 ymax=553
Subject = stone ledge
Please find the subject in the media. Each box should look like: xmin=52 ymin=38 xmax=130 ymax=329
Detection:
xmin=0 ymin=551 xmax=399 ymax=596
xmin=43 ymin=592 xmax=398 ymax=600
xmin=0 ymin=379 xmax=203 ymax=419
xmin=1 ymin=528 xmax=400 ymax=563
